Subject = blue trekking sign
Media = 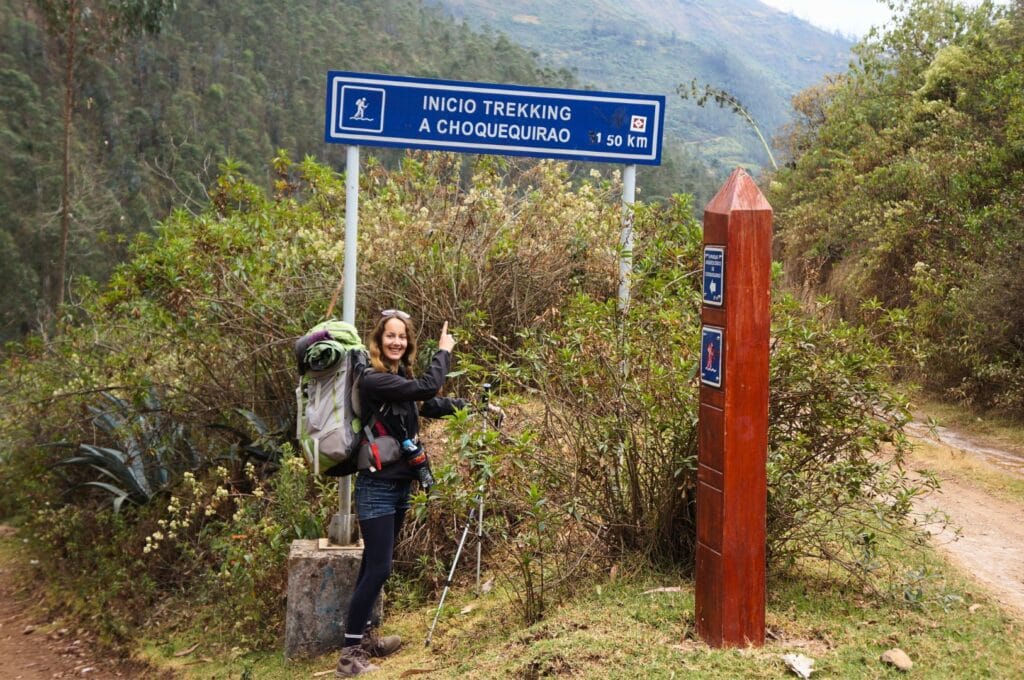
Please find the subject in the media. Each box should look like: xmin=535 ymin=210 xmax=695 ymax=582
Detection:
xmin=703 ymin=246 xmax=725 ymax=307
xmin=325 ymin=71 xmax=665 ymax=165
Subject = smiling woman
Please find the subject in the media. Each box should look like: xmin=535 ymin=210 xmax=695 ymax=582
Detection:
xmin=334 ymin=312 xmax=464 ymax=676
xmin=379 ymin=316 xmax=410 ymax=365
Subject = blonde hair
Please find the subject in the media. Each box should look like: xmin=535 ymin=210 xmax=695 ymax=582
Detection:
xmin=368 ymin=314 xmax=418 ymax=375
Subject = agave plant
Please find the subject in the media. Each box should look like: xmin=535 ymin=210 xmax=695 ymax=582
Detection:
xmin=56 ymin=443 xmax=155 ymax=512
xmin=56 ymin=390 xmax=198 ymax=512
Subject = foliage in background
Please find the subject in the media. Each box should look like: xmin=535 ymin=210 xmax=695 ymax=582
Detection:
xmin=32 ymin=0 xmax=177 ymax=313
xmin=508 ymin=196 xmax=929 ymax=588
xmin=0 ymin=0 xmax=579 ymax=339
xmin=0 ymin=149 xmax=931 ymax=644
xmin=0 ymin=151 xmax=619 ymax=499
xmin=356 ymin=154 xmax=621 ymax=376
xmin=766 ymin=294 xmax=939 ymax=595
xmin=30 ymin=450 xmax=330 ymax=646
xmin=55 ymin=390 xmax=197 ymax=511
xmin=521 ymin=196 xmax=703 ymax=566
xmin=770 ymin=0 xmax=1024 ymax=413
xmin=0 ymin=152 xmax=622 ymax=641
xmin=391 ymin=194 xmax=932 ymax=625
xmin=0 ymin=0 xmax=720 ymax=341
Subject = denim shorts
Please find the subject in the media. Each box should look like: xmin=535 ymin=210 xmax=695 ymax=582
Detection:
xmin=354 ymin=474 xmax=412 ymax=521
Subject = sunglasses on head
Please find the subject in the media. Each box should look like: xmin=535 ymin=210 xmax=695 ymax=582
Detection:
xmin=381 ymin=309 xmax=411 ymax=321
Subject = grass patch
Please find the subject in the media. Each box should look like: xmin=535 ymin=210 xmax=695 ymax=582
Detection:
xmin=912 ymin=393 xmax=1024 ymax=456
xmin=145 ymin=539 xmax=1024 ymax=679
xmin=911 ymin=438 xmax=1024 ymax=505
xmin=0 ymin=524 xmax=18 ymax=555
xmin=0 ymin=526 xmax=48 ymax=620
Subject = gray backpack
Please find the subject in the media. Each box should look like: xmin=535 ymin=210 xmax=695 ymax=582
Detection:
xmin=294 ymin=320 xmax=368 ymax=475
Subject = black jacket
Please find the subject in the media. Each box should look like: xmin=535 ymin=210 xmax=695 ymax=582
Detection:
xmin=357 ymin=349 xmax=466 ymax=481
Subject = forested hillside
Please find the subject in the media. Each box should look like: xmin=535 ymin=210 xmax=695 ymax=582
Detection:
xmin=3 ymin=2 xmax=1024 ymax=674
xmin=770 ymin=0 xmax=1024 ymax=413
xmin=0 ymin=0 xmax=584 ymax=340
xmin=433 ymin=0 xmax=854 ymax=168
xmin=0 ymin=0 xmax=862 ymax=343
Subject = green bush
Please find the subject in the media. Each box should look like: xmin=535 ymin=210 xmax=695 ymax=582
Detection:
xmin=0 ymin=151 xmax=623 ymax=642
xmin=186 ymin=453 xmax=332 ymax=648
xmin=402 ymin=194 xmax=930 ymax=625
xmin=515 ymin=197 xmax=925 ymax=580
xmin=767 ymin=294 xmax=932 ymax=589
xmin=770 ymin=1 xmax=1024 ymax=412
xmin=27 ymin=450 xmax=330 ymax=648
xmin=0 ymin=150 xmax=933 ymax=643
xmin=520 ymin=195 xmax=703 ymax=565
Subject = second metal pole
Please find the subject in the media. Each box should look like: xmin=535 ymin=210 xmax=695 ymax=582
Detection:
xmin=614 ymin=165 xmax=636 ymax=511
xmin=618 ymin=164 xmax=637 ymax=313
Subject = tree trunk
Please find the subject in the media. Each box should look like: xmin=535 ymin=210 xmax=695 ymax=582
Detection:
xmin=55 ymin=0 xmax=79 ymax=312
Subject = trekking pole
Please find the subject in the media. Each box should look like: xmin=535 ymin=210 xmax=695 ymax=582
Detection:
xmin=475 ymin=383 xmax=491 ymax=593
xmin=425 ymin=506 xmax=476 ymax=647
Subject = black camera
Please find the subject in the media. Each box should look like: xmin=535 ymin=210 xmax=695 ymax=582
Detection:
xmin=401 ymin=438 xmax=435 ymax=493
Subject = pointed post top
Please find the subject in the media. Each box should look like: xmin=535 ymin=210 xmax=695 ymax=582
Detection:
xmin=704 ymin=168 xmax=772 ymax=215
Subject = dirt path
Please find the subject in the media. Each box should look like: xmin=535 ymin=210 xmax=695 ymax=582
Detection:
xmin=0 ymin=525 xmax=166 ymax=679
xmin=908 ymin=421 xmax=1024 ymax=476
xmin=906 ymin=422 xmax=1024 ymax=618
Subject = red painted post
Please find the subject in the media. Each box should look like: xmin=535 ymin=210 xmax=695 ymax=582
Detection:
xmin=694 ymin=168 xmax=772 ymax=648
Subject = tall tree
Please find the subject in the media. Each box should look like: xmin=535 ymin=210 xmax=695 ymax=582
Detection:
xmin=34 ymin=0 xmax=175 ymax=312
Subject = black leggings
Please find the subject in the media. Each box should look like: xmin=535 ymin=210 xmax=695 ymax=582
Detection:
xmin=344 ymin=508 xmax=407 ymax=639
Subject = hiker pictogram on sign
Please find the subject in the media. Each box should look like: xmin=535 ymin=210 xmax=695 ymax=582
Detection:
xmin=340 ymin=86 xmax=385 ymax=133
xmin=353 ymin=98 xmax=372 ymax=121
xmin=701 ymin=326 xmax=723 ymax=388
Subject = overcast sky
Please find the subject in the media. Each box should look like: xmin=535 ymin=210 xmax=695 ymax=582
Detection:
xmin=758 ymin=0 xmax=894 ymax=38
xmin=760 ymin=0 xmax=1010 ymax=38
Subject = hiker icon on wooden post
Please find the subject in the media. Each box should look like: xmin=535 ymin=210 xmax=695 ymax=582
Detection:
xmin=695 ymin=168 xmax=772 ymax=648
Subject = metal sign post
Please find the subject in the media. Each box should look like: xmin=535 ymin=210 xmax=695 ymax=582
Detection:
xmin=327 ymin=145 xmax=361 ymax=547
xmin=618 ymin=164 xmax=637 ymax=312
xmin=321 ymin=72 xmax=665 ymax=548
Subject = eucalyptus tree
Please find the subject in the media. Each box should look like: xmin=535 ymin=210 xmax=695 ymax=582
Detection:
xmin=32 ymin=0 xmax=176 ymax=313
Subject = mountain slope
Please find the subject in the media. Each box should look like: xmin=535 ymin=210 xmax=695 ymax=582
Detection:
xmin=431 ymin=0 xmax=853 ymax=168
xmin=0 ymin=0 xmax=576 ymax=339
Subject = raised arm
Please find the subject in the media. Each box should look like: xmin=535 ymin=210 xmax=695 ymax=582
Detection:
xmin=362 ymin=349 xmax=452 ymax=402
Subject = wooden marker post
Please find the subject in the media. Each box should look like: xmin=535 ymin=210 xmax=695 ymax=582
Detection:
xmin=695 ymin=168 xmax=772 ymax=648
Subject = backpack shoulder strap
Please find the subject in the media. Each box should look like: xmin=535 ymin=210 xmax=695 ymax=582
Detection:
xmin=353 ymin=364 xmax=381 ymax=439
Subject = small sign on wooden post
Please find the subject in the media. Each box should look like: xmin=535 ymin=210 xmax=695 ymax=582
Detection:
xmin=695 ymin=168 xmax=772 ymax=648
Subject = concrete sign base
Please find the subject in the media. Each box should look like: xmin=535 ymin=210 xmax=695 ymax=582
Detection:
xmin=284 ymin=539 xmax=380 ymax=659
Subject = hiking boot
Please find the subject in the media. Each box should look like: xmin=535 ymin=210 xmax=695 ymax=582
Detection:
xmin=361 ymin=627 xmax=402 ymax=658
xmin=335 ymin=645 xmax=378 ymax=677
